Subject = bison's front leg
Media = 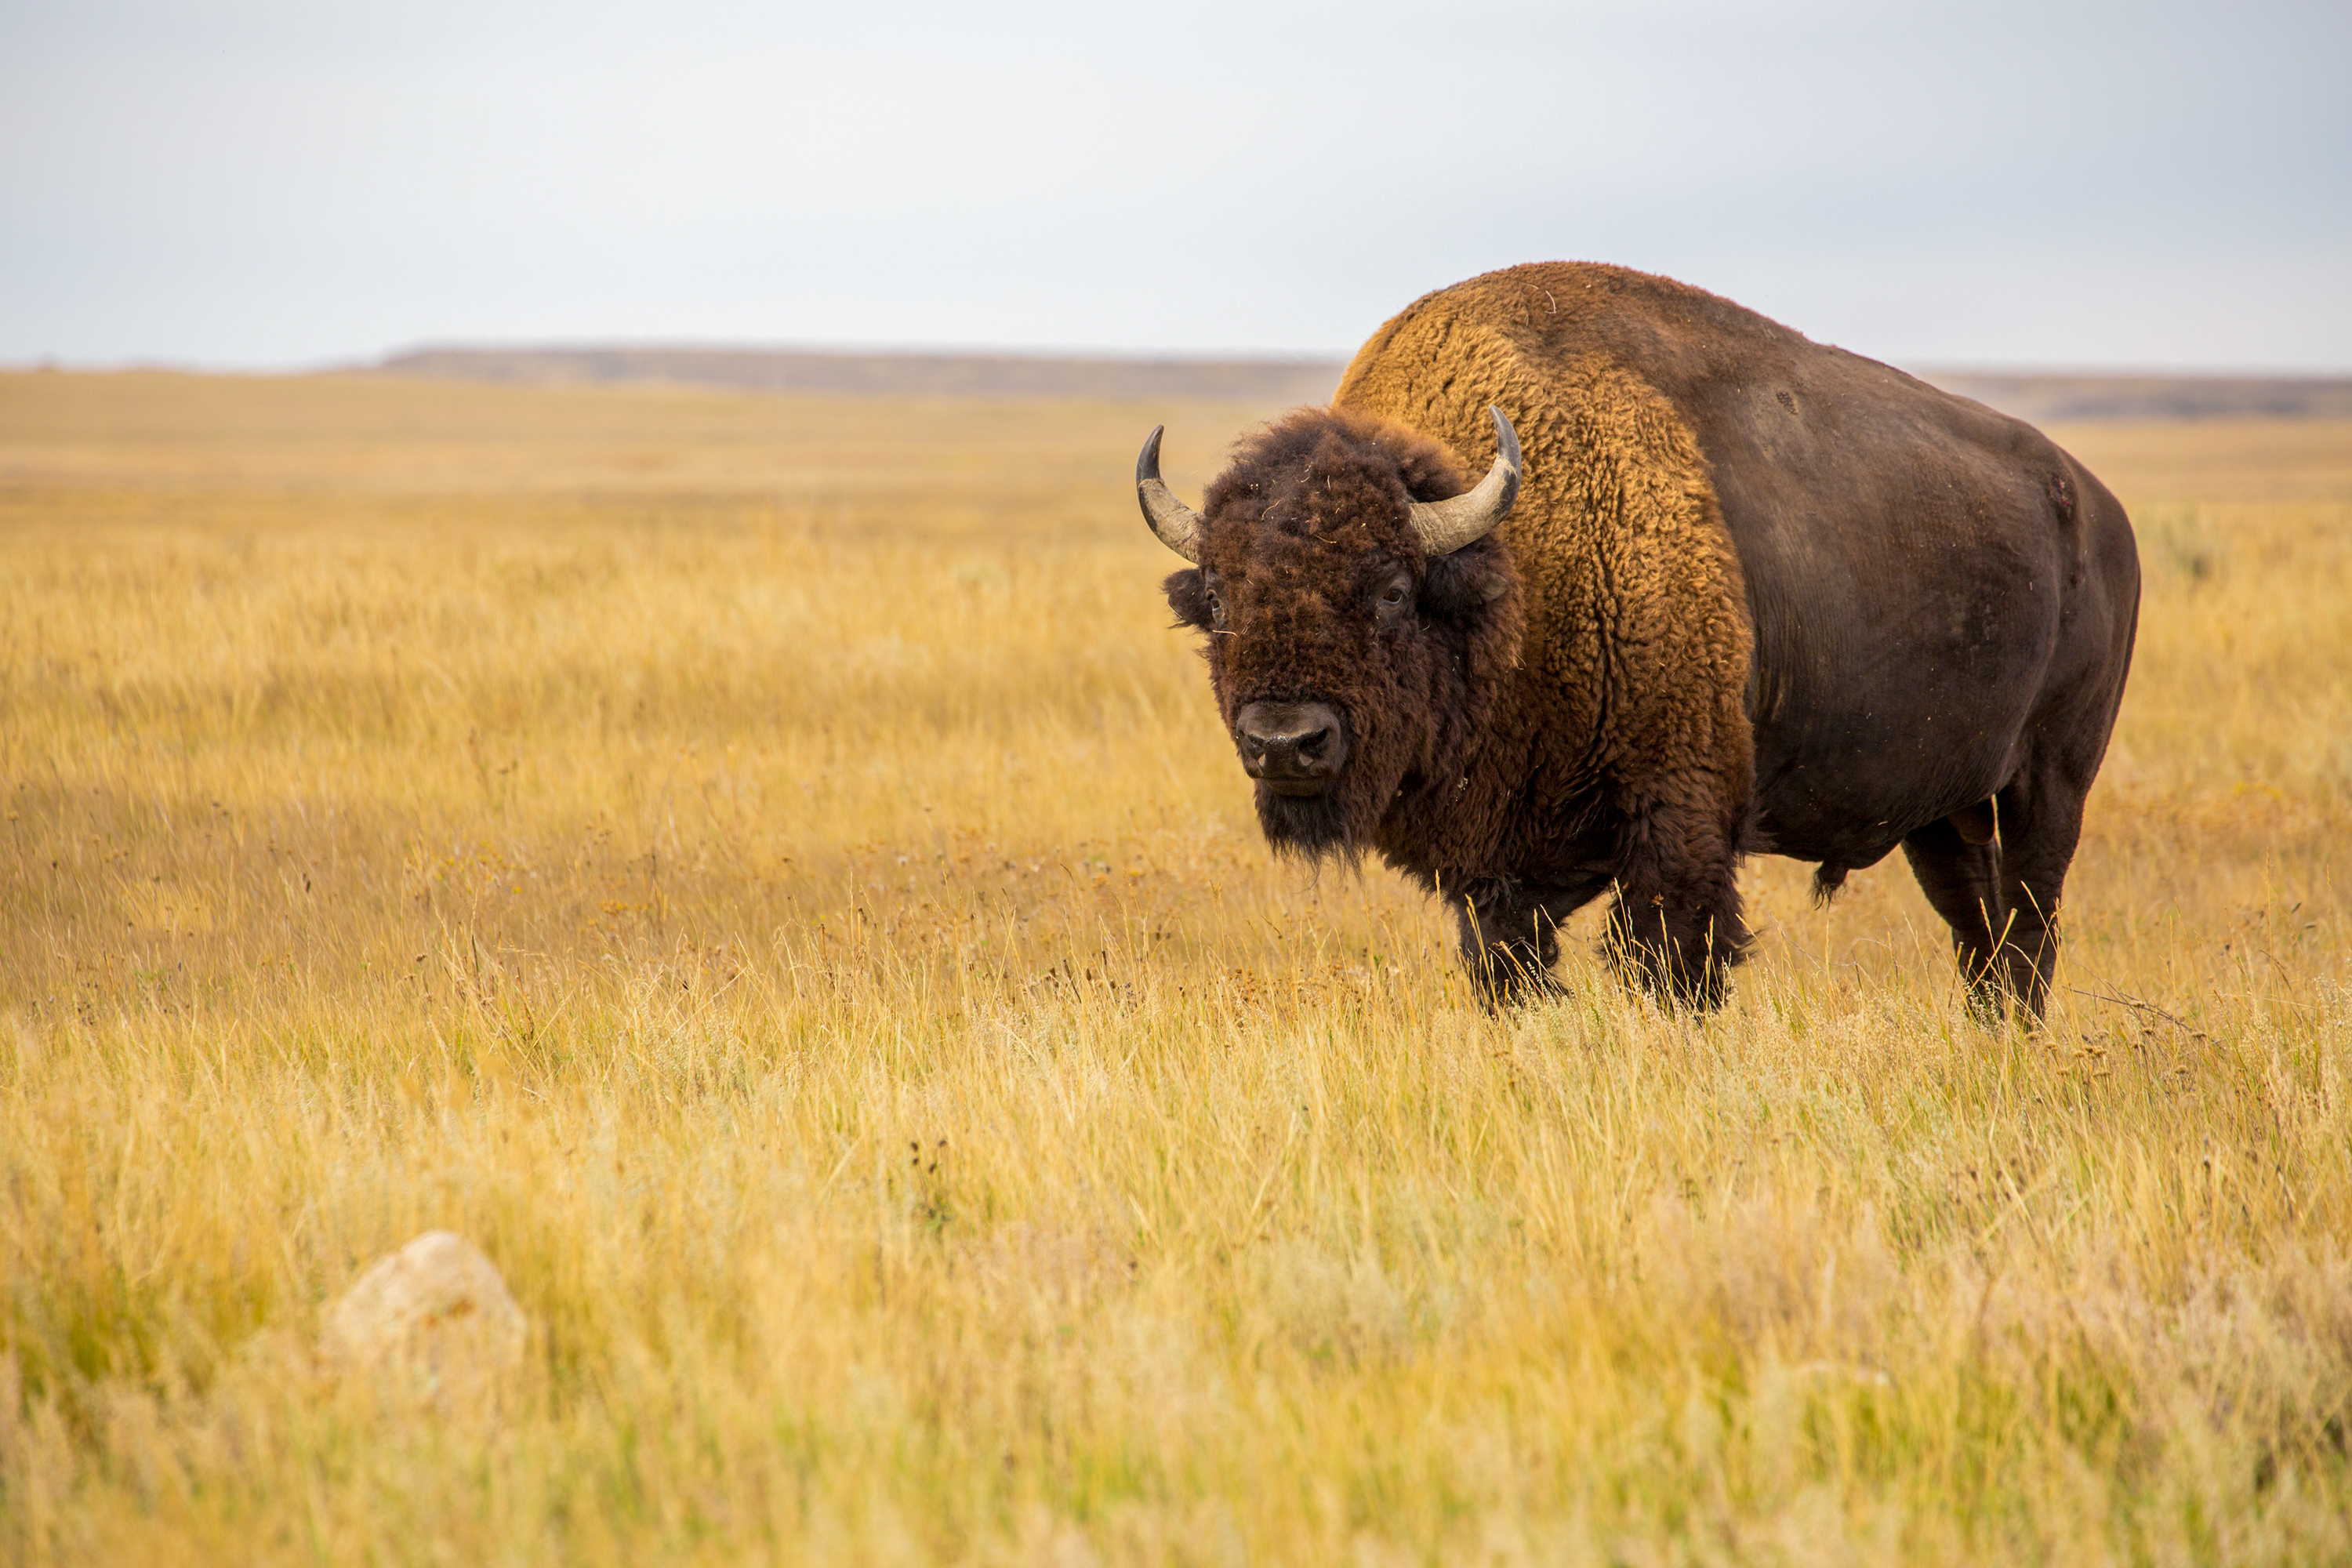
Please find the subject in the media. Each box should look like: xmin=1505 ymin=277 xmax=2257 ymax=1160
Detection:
xmin=1452 ymin=876 xmax=1598 ymax=1008
xmin=1603 ymin=798 xmax=1749 ymax=1009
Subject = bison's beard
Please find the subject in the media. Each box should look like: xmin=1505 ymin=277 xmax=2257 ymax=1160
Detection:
xmin=1253 ymin=761 xmax=1390 ymax=866
xmin=1255 ymin=786 xmax=1354 ymax=860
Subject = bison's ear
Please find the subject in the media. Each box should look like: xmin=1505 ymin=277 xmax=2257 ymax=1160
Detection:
xmin=1420 ymin=546 xmax=1512 ymax=621
xmin=1163 ymin=568 xmax=1215 ymax=631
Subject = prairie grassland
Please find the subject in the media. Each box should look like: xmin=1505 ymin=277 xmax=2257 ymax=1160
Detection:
xmin=1 ymin=370 xmax=2348 ymax=1565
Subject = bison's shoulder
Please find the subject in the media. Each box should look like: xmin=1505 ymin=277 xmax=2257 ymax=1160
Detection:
xmin=1336 ymin=270 xmax=1758 ymax=857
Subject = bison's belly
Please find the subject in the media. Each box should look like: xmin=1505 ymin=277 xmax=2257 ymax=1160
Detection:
xmin=1746 ymin=644 xmax=2043 ymax=864
xmin=1734 ymin=512 xmax=2064 ymax=862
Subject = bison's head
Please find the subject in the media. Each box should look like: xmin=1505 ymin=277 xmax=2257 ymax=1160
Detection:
xmin=1138 ymin=407 xmax=1523 ymax=860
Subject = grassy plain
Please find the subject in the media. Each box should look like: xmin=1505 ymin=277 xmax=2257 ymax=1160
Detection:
xmin=1 ymin=368 xmax=2348 ymax=1564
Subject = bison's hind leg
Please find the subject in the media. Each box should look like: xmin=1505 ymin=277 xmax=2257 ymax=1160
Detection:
xmin=1985 ymin=765 xmax=2092 ymax=1019
xmin=1905 ymin=767 xmax=2092 ymax=1024
xmin=1901 ymin=818 xmax=2009 ymax=1018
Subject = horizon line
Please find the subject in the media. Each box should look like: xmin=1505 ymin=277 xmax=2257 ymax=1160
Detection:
xmin=9 ymin=343 xmax=2352 ymax=383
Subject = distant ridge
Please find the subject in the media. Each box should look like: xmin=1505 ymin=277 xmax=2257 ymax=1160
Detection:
xmin=1918 ymin=371 xmax=2352 ymax=424
xmin=372 ymin=347 xmax=2352 ymax=423
xmin=372 ymin=346 xmax=1348 ymax=405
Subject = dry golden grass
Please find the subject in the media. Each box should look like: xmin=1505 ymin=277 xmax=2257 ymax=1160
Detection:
xmin=2 ymin=370 xmax=2348 ymax=1564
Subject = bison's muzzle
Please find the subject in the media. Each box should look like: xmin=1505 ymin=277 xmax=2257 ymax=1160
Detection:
xmin=1236 ymin=701 xmax=1348 ymax=796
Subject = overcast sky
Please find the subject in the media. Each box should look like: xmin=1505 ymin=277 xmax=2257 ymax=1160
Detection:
xmin=2 ymin=0 xmax=2347 ymax=372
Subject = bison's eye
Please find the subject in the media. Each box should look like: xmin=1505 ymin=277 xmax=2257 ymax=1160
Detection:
xmin=1374 ymin=572 xmax=1412 ymax=622
xmin=1206 ymin=586 xmax=1227 ymax=630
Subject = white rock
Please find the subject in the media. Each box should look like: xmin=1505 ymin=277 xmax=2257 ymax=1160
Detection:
xmin=322 ymin=1230 xmax=527 ymax=1398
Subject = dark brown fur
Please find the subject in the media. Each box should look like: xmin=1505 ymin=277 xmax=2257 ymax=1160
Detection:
xmin=1160 ymin=263 xmax=2140 ymax=1014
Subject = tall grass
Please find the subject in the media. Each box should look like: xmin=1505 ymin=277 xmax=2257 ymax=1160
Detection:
xmin=2 ymin=372 xmax=2347 ymax=1563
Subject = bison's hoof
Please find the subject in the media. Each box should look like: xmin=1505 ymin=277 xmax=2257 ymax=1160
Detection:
xmin=1470 ymin=960 xmax=1570 ymax=1011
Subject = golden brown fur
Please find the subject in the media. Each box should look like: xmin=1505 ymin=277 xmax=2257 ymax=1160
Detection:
xmin=1337 ymin=270 xmax=1759 ymax=993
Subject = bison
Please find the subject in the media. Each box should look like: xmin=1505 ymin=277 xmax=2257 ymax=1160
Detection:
xmin=1135 ymin=263 xmax=2140 ymax=1017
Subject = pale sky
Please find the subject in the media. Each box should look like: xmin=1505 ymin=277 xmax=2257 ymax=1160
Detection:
xmin=3 ymin=0 xmax=2347 ymax=372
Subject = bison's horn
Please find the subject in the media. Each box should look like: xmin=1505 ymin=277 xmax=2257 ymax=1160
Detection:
xmin=1407 ymin=406 xmax=1521 ymax=556
xmin=1135 ymin=426 xmax=1205 ymax=564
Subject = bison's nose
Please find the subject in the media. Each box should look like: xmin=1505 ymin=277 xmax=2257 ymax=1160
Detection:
xmin=1235 ymin=701 xmax=1348 ymax=796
